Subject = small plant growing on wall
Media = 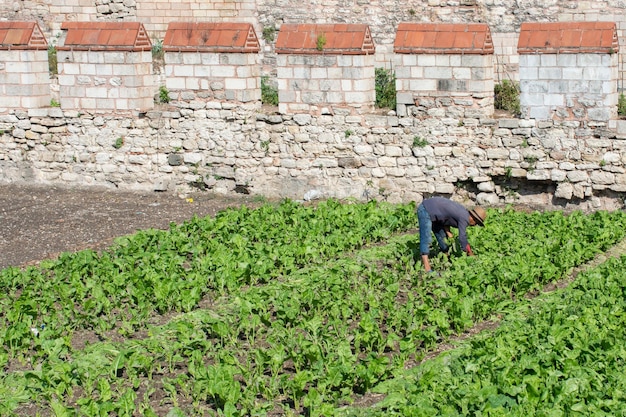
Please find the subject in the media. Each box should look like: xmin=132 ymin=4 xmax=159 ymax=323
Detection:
xmin=494 ymin=79 xmax=521 ymax=116
xmin=113 ymin=137 xmax=124 ymax=149
xmin=316 ymin=33 xmax=327 ymax=51
xmin=262 ymin=26 xmax=276 ymax=42
xmin=151 ymin=39 xmax=165 ymax=72
xmin=412 ymin=136 xmax=428 ymax=147
xmin=261 ymin=76 xmax=278 ymax=106
xmin=618 ymin=93 xmax=626 ymax=118
xmin=152 ymin=39 xmax=164 ymax=60
xmin=48 ymin=45 xmax=58 ymax=76
xmin=50 ymin=99 xmax=60 ymax=107
xmin=158 ymin=85 xmax=170 ymax=104
xmin=375 ymin=67 xmax=396 ymax=110
xmin=261 ymin=140 xmax=270 ymax=154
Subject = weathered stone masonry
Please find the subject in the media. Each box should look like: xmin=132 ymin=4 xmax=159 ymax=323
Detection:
xmin=2 ymin=104 xmax=626 ymax=211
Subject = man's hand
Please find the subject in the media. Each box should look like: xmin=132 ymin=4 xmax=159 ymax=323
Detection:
xmin=445 ymin=226 xmax=453 ymax=239
xmin=465 ymin=244 xmax=475 ymax=256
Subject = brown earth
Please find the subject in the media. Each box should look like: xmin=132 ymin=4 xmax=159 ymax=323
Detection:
xmin=0 ymin=183 xmax=261 ymax=270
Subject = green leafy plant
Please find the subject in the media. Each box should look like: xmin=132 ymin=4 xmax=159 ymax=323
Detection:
xmin=158 ymin=85 xmax=170 ymax=104
xmin=494 ymin=80 xmax=521 ymax=116
xmin=262 ymin=26 xmax=276 ymax=42
xmin=316 ymin=33 xmax=327 ymax=51
xmin=375 ymin=67 xmax=396 ymax=110
xmin=261 ymin=76 xmax=279 ymax=106
xmin=3 ymin=201 xmax=626 ymax=416
xmin=48 ymin=45 xmax=58 ymax=76
xmin=618 ymin=93 xmax=626 ymax=117
xmin=412 ymin=136 xmax=428 ymax=147
xmin=50 ymin=98 xmax=60 ymax=107
xmin=260 ymin=140 xmax=270 ymax=154
xmin=113 ymin=137 xmax=124 ymax=149
xmin=151 ymin=39 xmax=164 ymax=60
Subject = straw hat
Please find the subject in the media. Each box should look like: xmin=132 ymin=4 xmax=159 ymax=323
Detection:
xmin=469 ymin=207 xmax=487 ymax=226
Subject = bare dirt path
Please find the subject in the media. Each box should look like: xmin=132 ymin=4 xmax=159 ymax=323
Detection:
xmin=0 ymin=184 xmax=259 ymax=270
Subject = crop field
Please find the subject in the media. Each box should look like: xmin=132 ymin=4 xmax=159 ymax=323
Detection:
xmin=2 ymin=199 xmax=626 ymax=416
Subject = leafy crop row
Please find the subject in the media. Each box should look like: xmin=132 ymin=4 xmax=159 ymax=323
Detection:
xmin=0 ymin=199 xmax=415 ymax=363
xmin=347 ymin=255 xmax=626 ymax=416
xmin=1 ymin=203 xmax=626 ymax=415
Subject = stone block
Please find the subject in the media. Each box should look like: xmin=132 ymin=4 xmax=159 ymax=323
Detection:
xmin=554 ymin=182 xmax=574 ymax=200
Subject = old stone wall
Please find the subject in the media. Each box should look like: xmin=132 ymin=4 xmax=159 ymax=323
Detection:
xmin=1 ymin=104 xmax=625 ymax=210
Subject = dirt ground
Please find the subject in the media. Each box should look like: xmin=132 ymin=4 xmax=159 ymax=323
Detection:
xmin=0 ymin=184 xmax=260 ymax=270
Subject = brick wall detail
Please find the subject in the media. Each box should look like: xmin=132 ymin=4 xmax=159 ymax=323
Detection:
xmin=518 ymin=22 xmax=619 ymax=122
xmin=163 ymin=22 xmax=261 ymax=103
xmin=394 ymin=23 xmax=495 ymax=118
xmin=56 ymin=22 xmax=154 ymax=112
xmin=0 ymin=21 xmax=51 ymax=110
xmin=276 ymin=24 xmax=376 ymax=115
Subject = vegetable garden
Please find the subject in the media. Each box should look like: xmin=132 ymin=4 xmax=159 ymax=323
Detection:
xmin=1 ymin=199 xmax=626 ymax=416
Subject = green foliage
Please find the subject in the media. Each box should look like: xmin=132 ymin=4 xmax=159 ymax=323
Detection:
xmin=49 ymin=98 xmax=60 ymax=107
xmin=151 ymin=39 xmax=164 ymax=60
xmin=375 ymin=67 xmax=396 ymax=110
xmin=494 ymin=80 xmax=521 ymax=116
xmin=353 ymin=241 xmax=626 ymax=416
xmin=158 ymin=85 xmax=170 ymax=104
xmin=261 ymin=76 xmax=279 ymax=106
xmin=2 ymin=202 xmax=626 ymax=415
xmin=113 ymin=137 xmax=124 ymax=149
xmin=618 ymin=93 xmax=626 ymax=117
xmin=262 ymin=26 xmax=276 ymax=42
xmin=316 ymin=33 xmax=327 ymax=51
xmin=412 ymin=136 xmax=428 ymax=147
xmin=47 ymin=45 xmax=57 ymax=76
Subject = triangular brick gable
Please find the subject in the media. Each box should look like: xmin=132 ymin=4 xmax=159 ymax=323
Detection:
xmin=0 ymin=21 xmax=48 ymax=50
xmin=57 ymin=22 xmax=152 ymax=52
xmin=162 ymin=22 xmax=260 ymax=53
xmin=517 ymin=22 xmax=619 ymax=54
xmin=275 ymin=24 xmax=375 ymax=55
xmin=393 ymin=23 xmax=493 ymax=55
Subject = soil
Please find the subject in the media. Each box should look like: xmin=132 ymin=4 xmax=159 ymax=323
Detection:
xmin=0 ymin=183 xmax=261 ymax=270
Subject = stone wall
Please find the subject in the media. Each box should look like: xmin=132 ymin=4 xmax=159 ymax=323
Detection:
xmin=395 ymin=53 xmax=494 ymax=118
xmin=57 ymin=49 xmax=154 ymax=112
xmin=276 ymin=54 xmax=376 ymax=116
xmin=1 ymin=104 xmax=625 ymax=210
xmin=0 ymin=49 xmax=51 ymax=110
xmin=165 ymin=51 xmax=261 ymax=103
xmin=519 ymin=53 xmax=618 ymax=122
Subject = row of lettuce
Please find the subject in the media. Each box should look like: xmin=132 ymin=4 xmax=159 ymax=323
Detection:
xmin=342 ymin=253 xmax=626 ymax=416
xmin=1 ymin=200 xmax=626 ymax=415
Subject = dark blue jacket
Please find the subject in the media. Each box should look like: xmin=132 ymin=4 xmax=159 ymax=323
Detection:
xmin=422 ymin=197 xmax=471 ymax=251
